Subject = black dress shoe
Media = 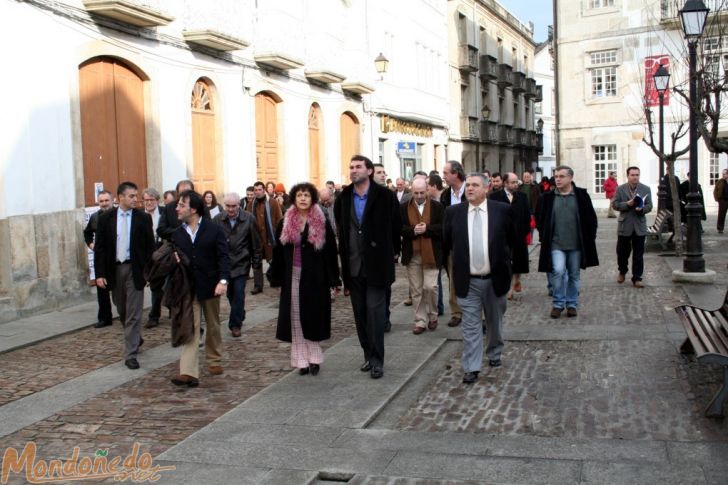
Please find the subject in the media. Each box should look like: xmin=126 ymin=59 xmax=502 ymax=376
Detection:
xmin=124 ymin=358 xmax=140 ymax=370
xmin=360 ymin=361 xmax=371 ymax=372
xmin=370 ymin=366 xmax=383 ymax=379
xmin=310 ymin=364 xmax=320 ymax=376
xmin=462 ymin=371 xmax=479 ymax=384
xmin=251 ymin=288 xmax=263 ymax=295
xmin=489 ymin=359 xmax=502 ymax=367
xmin=384 ymin=321 xmax=392 ymax=333
xmin=94 ymin=321 xmax=112 ymax=328
xmin=144 ymin=318 xmax=159 ymax=329
xmin=299 ymin=367 xmax=310 ymax=375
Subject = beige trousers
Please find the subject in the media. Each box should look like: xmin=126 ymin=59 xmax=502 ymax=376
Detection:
xmin=179 ymin=296 xmax=221 ymax=378
xmin=407 ymin=253 xmax=439 ymax=328
xmin=446 ymin=255 xmax=462 ymax=319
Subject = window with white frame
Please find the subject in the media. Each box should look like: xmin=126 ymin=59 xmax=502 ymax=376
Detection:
xmin=710 ymin=152 xmax=722 ymax=186
xmin=593 ymin=145 xmax=617 ymax=193
xmin=589 ymin=50 xmax=618 ymax=98
xmin=589 ymin=0 xmax=614 ymax=8
xmin=703 ymin=35 xmax=728 ymax=83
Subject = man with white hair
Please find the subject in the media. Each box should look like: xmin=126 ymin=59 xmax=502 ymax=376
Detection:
xmin=213 ymin=192 xmax=262 ymax=337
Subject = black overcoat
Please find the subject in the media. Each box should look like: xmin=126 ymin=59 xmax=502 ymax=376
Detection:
xmin=333 ymin=181 xmax=401 ymax=287
xmin=535 ymin=184 xmax=599 ymax=273
xmin=490 ymin=190 xmax=530 ymax=274
xmin=400 ymin=199 xmax=444 ymax=269
xmin=269 ymin=219 xmax=340 ymax=343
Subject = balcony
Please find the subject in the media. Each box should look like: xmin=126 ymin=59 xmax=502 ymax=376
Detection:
xmin=498 ymin=125 xmax=515 ymax=146
xmin=305 ymin=70 xmax=346 ymax=84
xmin=524 ymin=77 xmax=536 ymax=99
xmin=83 ymin=0 xmax=174 ymax=27
xmin=479 ymin=55 xmax=498 ymax=81
xmin=183 ymin=30 xmax=249 ymax=51
xmin=498 ymin=64 xmax=513 ymax=89
xmin=255 ymin=53 xmax=304 ymax=70
xmin=535 ymin=84 xmax=543 ymax=102
xmin=512 ymin=72 xmax=526 ymax=94
xmin=527 ymin=130 xmax=538 ymax=148
xmin=460 ymin=116 xmax=479 ymax=140
xmin=458 ymin=44 xmax=479 ymax=73
xmin=514 ymin=128 xmax=527 ymax=147
xmin=480 ymin=121 xmax=498 ymax=143
xmin=342 ymin=81 xmax=375 ymax=95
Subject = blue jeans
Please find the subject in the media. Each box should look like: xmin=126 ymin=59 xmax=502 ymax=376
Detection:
xmin=550 ymin=249 xmax=581 ymax=309
xmin=227 ymin=275 xmax=247 ymax=329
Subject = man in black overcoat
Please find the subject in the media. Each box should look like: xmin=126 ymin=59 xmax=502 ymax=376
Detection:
xmin=334 ymin=155 xmax=401 ymax=379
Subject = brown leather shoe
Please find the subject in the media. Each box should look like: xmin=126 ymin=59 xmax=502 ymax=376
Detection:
xmin=231 ymin=328 xmax=242 ymax=338
xmin=171 ymin=375 xmax=199 ymax=387
xmin=403 ymin=298 xmax=413 ymax=306
xmin=513 ymin=281 xmax=522 ymax=293
xmin=412 ymin=326 xmax=426 ymax=335
xmin=566 ymin=307 xmax=578 ymax=317
xmin=633 ymin=280 xmax=645 ymax=288
xmin=447 ymin=316 xmax=462 ymax=327
xmin=617 ymin=273 xmax=625 ymax=284
xmin=550 ymin=307 xmax=563 ymax=319
xmin=208 ymin=366 xmax=223 ymax=375
xmin=428 ymin=319 xmax=438 ymax=330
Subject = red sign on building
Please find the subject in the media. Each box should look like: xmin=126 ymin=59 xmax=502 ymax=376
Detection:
xmin=645 ymin=55 xmax=670 ymax=107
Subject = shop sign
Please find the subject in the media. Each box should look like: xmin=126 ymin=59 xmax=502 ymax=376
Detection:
xmin=397 ymin=141 xmax=416 ymax=154
xmin=380 ymin=115 xmax=433 ymax=137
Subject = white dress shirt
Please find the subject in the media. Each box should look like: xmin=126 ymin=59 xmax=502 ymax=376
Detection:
xmin=183 ymin=219 xmax=201 ymax=243
xmin=450 ymin=184 xmax=464 ymax=206
xmin=468 ymin=200 xmax=490 ymax=275
xmin=116 ymin=208 xmax=132 ymax=262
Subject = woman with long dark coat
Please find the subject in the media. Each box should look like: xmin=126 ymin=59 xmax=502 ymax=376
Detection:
xmin=269 ymin=183 xmax=339 ymax=376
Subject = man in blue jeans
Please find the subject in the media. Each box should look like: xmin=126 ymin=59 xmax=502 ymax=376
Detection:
xmin=213 ymin=193 xmax=262 ymax=337
xmin=535 ymin=166 xmax=599 ymax=318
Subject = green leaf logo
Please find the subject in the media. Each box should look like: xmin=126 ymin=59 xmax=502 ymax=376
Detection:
xmin=95 ymin=449 xmax=109 ymax=457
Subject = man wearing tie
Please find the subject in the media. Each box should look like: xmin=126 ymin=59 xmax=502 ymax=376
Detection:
xmin=94 ymin=182 xmax=155 ymax=369
xmin=443 ymin=173 xmax=515 ymax=384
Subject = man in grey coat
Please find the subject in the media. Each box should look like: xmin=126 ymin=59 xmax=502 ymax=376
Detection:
xmin=612 ymin=166 xmax=652 ymax=288
xmin=213 ymin=193 xmax=262 ymax=337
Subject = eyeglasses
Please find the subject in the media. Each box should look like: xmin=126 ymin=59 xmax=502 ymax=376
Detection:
xmin=143 ymin=198 xmax=157 ymax=202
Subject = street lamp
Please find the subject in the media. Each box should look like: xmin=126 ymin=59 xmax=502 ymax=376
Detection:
xmin=482 ymin=104 xmax=491 ymax=120
xmin=536 ymin=118 xmax=544 ymax=133
xmin=374 ymin=53 xmax=389 ymax=80
xmin=679 ymin=0 xmax=709 ymax=273
xmin=653 ymin=63 xmax=670 ymax=212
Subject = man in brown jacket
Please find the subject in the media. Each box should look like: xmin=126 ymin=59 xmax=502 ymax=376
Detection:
xmin=714 ymin=168 xmax=728 ymax=234
xmin=246 ymin=181 xmax=283 ymax=294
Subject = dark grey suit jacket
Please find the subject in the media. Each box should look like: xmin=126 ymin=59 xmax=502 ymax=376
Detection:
xmin=611 ymin=182 xmax=653 ymax=236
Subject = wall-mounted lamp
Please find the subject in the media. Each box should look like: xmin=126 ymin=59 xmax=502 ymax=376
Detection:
xmin=374 ymin=52 xmax=389 ymax=80
xmin=482 ymin=104 xmax=491 ymax=120
xmin=536 ymin=118 xmax=544 ymax=133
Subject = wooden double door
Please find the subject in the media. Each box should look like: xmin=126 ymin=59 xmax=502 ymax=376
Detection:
xmin=79 ymin=57 xmax=147 ymax=206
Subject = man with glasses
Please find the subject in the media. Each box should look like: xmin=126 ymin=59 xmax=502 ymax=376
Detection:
xmin=84 ymin=190 xmax=115 ymax=329
xmin=142 ymin=188 xmax=164 ymax=328
xmin=213 ymin=193 xmax=262 ymax=338
xmin=536 ymin=166 xmax=599 ymax=319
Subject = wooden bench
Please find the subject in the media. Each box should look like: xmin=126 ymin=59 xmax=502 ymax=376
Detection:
xmin=676 ymin=289 xmax=728 ymax=417
xmin=646 ymin=209 xmax=672 ymax=250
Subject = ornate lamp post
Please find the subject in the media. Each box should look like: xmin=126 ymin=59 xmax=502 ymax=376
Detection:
xmin=653 ymin=63 xmax=670 ymax=212
xmin=679 ymin=0 xmax=709 ymax=273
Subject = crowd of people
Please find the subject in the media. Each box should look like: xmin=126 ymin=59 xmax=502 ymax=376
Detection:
xmin=85 ymin=155 xmax=712 ymax=386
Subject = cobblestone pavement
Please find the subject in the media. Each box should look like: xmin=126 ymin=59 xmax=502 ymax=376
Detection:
xmin=397 ymin=219 xmax=728 ymax=443
xmin=0 ymin=287 xmax=360 ymax=476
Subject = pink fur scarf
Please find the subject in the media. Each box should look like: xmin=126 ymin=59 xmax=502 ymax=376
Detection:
xmin=279 ymin=204 xmax=327 ymax=250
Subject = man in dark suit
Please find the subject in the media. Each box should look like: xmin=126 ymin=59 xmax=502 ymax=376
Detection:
xmin=142 ymin=187 xmax=165 ymax=328
xmin=334 ymin=155 xmax=401 ymax=379
xmin=443 ymin=173 xmax=515 ymax=384
xmin=490 ymin=172 xmax=531 ymax=296
xmin=84 ymin=189 xmax=114 ymax=328
xmin=440 ymin=161 xmax=467 ymax=328
xmin=94 ymin=182 xmax=155 ymax=370
xmin=170 ymin=190 xmax=230 ymax=387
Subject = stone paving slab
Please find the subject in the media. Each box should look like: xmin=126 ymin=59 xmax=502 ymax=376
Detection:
xmin=151 ymin=461 xmax=271 ymax=485
xmin=381 ymin=451 xmax=583 ymax=484
xmin=580 ymin=461 xmax=707 ymax=485
xmin=332 ymin=429 xmax=669 ymax=464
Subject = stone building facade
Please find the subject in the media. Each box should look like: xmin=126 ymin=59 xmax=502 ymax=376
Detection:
xmin=447 ymin=0 xmax=541 ymax=175
xmin=534 ymin=32 xmax=555 ymax=178
xmin=555 ymin=0 xmax=728 ymax=210
xmin=0 ymin=0 xmax=449 ymax=321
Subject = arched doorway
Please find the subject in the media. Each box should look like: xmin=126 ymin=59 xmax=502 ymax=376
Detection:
xmin=340 ymin=112 xmax=360 ymax=183
xmin=79 ymin=57 xmax=147 ymax=206
xmin=308 ymin=104 xmax=324 ymax=186
xmin=255 ymin=92 xmax=280 ymax=183
xmin=191 ymin=79 xmax=219 ymax=195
